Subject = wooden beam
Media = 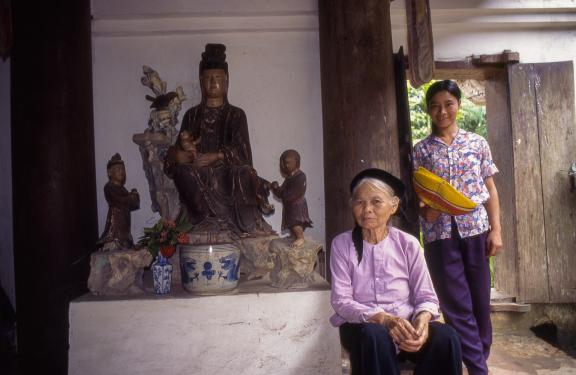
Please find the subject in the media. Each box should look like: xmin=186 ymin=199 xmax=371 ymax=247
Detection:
xmin=319 ymin=0 xmax=399 ymax=277
xmin=11 ymin=0 xmax=97 ymax=372
xmin=472 ymin=50 xmax=520 ymax=65
xmin=405 ymin=0 xmax=434 ymax=87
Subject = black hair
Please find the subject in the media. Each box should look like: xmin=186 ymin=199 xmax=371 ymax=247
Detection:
xmin=425 ymin=80 xmax=462 ymax=109
xmin=352 ymin=224 xmax=364 ymax=264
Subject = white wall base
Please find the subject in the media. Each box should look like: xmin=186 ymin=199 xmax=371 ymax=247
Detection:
xmin=69 ymin=278 xmax=341 ymax=375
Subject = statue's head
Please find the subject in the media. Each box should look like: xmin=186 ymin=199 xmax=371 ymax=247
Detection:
xmin=280 ymin=149 xmax=301 ymax=177
xmin=199 ymin=44 xmax=229 ymax=101
xmin=107 ymin=153 xmax=126 ymax=186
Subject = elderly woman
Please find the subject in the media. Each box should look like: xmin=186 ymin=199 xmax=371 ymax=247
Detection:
xmin=330 ymin=168 xmax=462 ymax=375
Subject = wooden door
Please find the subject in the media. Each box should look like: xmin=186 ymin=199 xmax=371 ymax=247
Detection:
xmin=486 ymin=71 xmax=519 ymax=299
xmin=507 ymin=61 xmax=576 ymax=303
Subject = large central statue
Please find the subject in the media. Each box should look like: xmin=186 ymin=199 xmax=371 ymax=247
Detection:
xmin=164 ymin=44 xmax=274 ymax=240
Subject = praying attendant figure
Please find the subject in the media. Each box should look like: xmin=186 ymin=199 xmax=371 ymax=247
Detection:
xmin=97 ymin=153 xmax=140 ymax=251
xmin=271 ymin=149 xmax=312 ymax=247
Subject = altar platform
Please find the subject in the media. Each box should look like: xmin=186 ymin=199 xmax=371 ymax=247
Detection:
xmin=69 ymin=273 xmax=341 ymax=375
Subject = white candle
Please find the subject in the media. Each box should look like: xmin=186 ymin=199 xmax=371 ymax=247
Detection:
xmin=208 ymin=245 xmax=213 ymax=254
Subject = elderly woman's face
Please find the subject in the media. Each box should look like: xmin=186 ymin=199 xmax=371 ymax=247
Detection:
xmin=351 ymin=182 xmax=398 ymax=230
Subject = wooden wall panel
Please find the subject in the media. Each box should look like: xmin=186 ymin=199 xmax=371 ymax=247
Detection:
xmin=486 ymin=71 xmax=518 ymax=298
xmin=533 ymin=62 xmax=576 ymax=303
xmin=507 ymin=64 xmax=549 ymax=303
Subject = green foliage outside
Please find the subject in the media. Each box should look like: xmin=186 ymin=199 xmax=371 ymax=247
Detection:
xmin=408 ymin=80 xmax=487 ymax=145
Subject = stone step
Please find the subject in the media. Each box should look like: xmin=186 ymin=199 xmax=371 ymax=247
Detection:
xmin=490 ymin=288 xmax=531 ymax=312
xmin=491 ymin=301 xmax=531 ymax=312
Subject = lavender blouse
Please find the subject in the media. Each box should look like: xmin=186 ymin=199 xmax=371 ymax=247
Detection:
xmin=330 ymin=227 xmax=440 ymax=327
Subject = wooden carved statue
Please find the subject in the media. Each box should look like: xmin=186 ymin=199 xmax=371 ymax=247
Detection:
xmin=271 ymin=149 xmax=313 ymax=247
xmin=97 ymin=153 xmax=140 ymax=251
xmin=164 ymin=43 xmax=274 ymax=241
xmin=133 ymin=66 xmax=186 ymax=221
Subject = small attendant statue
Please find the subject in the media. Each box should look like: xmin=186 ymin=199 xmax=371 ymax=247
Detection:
xmin=97 ymin=153 xmax=140 ymax=251
xmin=271 ymin=149 xmax=313 ymax=247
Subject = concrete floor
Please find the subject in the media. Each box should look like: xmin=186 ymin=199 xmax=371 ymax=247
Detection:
xmin=488 ymin=330 xmax=576 ymax=374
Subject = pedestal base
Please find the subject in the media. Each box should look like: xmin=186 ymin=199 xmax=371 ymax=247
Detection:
xmin=69 ymin=275 xmax=340 ymax=375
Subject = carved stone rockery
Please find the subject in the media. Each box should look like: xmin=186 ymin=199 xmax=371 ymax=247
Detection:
xmin=133 ymin=65 xmax=186 ymax=221
xmin=88 ymin=249 xmax=153 ymax=295
xmin=237 ymin=235 xmax=278 ymax=280
xmin=269 ymin=237 xmax=322 ymax=289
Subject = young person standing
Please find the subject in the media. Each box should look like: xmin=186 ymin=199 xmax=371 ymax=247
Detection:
xmin=413 ymin=80 xmax=503 ymax=375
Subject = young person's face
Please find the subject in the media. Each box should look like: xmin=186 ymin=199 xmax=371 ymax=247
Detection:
xmin=427 ymin=90 xmax=460 ymax=131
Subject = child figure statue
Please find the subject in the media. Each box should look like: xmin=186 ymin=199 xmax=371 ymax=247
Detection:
xmin=271 ymin=149 xmax=313 ymax=247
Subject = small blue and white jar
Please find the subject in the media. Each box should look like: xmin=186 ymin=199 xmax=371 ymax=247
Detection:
xmin=179 ymin=243 xmax=240 ymax=295
xmin=152 ymin=255 xmax=173 ymax=294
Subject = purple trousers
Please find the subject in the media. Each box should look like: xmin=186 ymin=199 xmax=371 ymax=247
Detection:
xmin=424 ymin=221 xmax=491 ymax=375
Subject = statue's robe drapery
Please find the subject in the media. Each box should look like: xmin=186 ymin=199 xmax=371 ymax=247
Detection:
xmin=165 ymin=102 xmax=272 ymax=236
xmin=97 ymin=182 xmax=140 ymax=249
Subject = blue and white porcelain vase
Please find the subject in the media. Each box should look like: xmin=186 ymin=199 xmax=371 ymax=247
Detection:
xmin=179 ymin=243 xmax=240 ymax=295
xmin=152 ymin=255 xmax=173 ymax=294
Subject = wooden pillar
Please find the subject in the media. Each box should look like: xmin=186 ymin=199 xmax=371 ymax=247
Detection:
xmin=319 ymin=0 xmax=399 ymax=269
xmin=11 ymin=0 xmax=97 ymax=372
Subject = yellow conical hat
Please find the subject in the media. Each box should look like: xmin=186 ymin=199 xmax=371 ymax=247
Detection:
xmin=413 ymin=167 xmax=477 ymax=216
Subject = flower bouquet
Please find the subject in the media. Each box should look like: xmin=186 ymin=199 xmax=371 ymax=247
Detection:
xmin=138 ymin=215 xmax=192 ymax=294
xmin=138 ymin=215 xmax=193 ymax=259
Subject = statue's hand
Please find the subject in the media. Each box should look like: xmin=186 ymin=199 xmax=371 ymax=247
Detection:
xmin=192 ymin=152 xmax=221 ymax=169
xmin=174 ymin=148 xmax=194 ymax=164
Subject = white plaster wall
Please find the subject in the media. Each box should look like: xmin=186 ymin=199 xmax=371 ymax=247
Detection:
xmin=91 ymin=0 xmax=325 ymax=245
xmin=0 ymin=58 xmax=15 ymax=310
xmin=390 ymin=0 xmax=576 ymax=74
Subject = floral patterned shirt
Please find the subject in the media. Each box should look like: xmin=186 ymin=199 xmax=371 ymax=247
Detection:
xmin=412 ymin=129 xmax=499 ymax=243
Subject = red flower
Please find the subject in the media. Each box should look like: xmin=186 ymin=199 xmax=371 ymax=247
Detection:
xmin=160 ymin=245 xmax=176 ymax=258
xmin=177 ymin=232 xmax=189 ymax=244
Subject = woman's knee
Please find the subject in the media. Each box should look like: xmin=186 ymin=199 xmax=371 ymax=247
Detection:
xmin=430 ymin=323 xmax=460 ymax=348
xmin=359 ymin=324 xmax=394 ymax=346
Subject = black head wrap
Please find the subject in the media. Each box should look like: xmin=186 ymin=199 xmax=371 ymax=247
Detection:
xmin=349 ymin=168 xmax=405 ymax=264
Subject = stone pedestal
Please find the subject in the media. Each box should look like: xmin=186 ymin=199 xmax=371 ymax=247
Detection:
xmin=69 ymin=278 xmax=340 ymax=375
xmin=269 ymin=237 xmax=323 ymax=289
xmin=87 ymin=249 xmax=153 ymax=295
xmin=237 ymin=235 xmax=278 ymax=280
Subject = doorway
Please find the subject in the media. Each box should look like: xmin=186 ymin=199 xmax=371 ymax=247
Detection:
xmin=396 ymin=51 xmax=576 ymax=304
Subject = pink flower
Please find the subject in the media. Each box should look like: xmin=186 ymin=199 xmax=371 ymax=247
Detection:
xmin=164 ymin=220 xmax=176 ymax=229
xmin=159 ymin=231 xmax=168 ymax=243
